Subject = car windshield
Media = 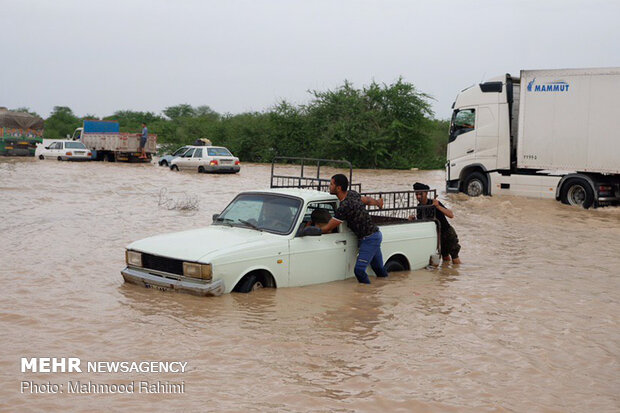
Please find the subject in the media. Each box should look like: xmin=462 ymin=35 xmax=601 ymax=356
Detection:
xmin=172 ymin=147 xmax=189 ymax=156
xmin=215 ymin=193 xmax=302 ymax=234
xmin=207 ymin=147 xmax=232 ymax=156
xmin=65 ymin=142 xmax=86 ymax=149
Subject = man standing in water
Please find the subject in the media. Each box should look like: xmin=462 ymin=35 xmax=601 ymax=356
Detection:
xmin=411 ymin=182 xmax=462 ymax=264
xmin=139 ymin=122 xmax=148 ymax=159
xmin=320 ymin=174 xmax=388 ymax=284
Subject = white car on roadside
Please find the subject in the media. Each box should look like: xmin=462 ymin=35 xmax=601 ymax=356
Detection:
xmin=35 ymin=140 xmax=92 ymax=161
xmin=170 ymin=145 xmax=240 ymax=173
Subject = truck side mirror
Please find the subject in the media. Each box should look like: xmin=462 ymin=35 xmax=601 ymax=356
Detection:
xmin=301 ymin=226 xmax=322 ymax=237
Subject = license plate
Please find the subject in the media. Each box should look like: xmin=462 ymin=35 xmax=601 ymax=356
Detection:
xmin=220 ymin=160 xmax=232 ymax=165
xmin=75 ymin=151 xmax=84 ymax=155
xmin=144 ymin=282 xmax=172 ymax=292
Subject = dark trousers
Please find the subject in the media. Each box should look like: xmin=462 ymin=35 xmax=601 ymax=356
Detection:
xmin=354 ymin=231 xmax=388 ymax=284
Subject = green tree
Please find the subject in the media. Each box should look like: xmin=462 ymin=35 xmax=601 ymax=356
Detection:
xmin=44 ymin=106 xmax=81 ymax=139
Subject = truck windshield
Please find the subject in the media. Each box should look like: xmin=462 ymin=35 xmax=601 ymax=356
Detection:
xmin=215 ymin=194 xmax=302 ymax=234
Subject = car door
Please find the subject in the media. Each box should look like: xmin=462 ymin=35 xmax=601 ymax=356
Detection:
xmin=191 ymin=148 xmax=203 ymax=169
xmin=50 ymin=142 xmax=63 ymax=158
xmin=288 ymin=201 xmax=349 ymax=287
xmin=176 ymin=148 xmax=195 ymax=170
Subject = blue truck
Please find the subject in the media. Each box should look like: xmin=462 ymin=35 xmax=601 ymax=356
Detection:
xmin=71 ymin=120 xmax=156 ymax=162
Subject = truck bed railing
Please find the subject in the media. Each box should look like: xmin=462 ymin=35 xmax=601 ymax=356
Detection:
xmin=363 ymin=189 xmax=437 ymax=222
xmin=270 ymin=157 xmax=361 ymax=192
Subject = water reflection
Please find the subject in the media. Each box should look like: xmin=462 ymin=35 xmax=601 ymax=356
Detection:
xmin=1 ymin=159 xmax=619 ymax=411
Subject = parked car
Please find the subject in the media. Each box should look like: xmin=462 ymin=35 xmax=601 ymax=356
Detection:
xmin=121 ymin=158 xmax=440 ymax=296
xmin=35 ymin=140 xmax=92 ymax=161
xmin=158 ymin=146 xmax=191 ymax=167
xmin=170 ymin=145 xmax=240 ymax=173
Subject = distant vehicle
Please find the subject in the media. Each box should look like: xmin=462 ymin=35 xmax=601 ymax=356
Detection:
xmin=169 ymin=145 xmax=240 ymax=173
xmin=122 ymin=158 xmax=439 ymax=296
xmin=71 ymin=120 xmax=157 ymax=162
xmin=447 ymin=67 xmax=620 ymax=208
xmin=158 ymin=146 xmax=191 ymax=167
xmin=0 ymin=107 xmax=44 ymax=156
xmin=35 ymin=140 xmax=92 ymax=161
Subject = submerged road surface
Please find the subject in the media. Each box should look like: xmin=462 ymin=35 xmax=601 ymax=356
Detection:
xmin=1 ymin=158 xmax=619 ymax=411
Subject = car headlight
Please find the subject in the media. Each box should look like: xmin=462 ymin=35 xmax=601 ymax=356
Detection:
xmin=183 ymin=262 xmax=212 ymax=280
xmin=126 ymin=250 xmax=142 ymax=267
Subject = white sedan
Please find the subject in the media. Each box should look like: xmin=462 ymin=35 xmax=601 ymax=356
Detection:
xmin=170 ymin=145 xmax=240 ymax=173
xmin=36 ymin=140 xmax=92 ymax=161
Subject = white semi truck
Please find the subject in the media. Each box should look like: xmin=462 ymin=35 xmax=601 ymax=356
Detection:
xmin=446 ymin=67 xmax=620 ymax=208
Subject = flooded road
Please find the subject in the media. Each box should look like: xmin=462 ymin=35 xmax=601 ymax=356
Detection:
xmin=1 ymin=157 xmax=619 ymax=412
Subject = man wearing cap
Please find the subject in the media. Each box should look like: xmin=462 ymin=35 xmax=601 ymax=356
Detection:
xmin=320 ymin=174 xmax=388 ymax=284
xmin=411 ymin=182 xmax=462 ymax=264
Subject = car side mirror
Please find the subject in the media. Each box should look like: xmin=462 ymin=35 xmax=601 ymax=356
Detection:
xmin=301 ymin=226 xmax=322 ymax=237
xmin=212 ymin=214 xmax=219 ymax=222
xmin=45 ymin=146 xmax=50 ymax=149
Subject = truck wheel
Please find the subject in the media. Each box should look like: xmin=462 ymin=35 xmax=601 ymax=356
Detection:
xmin=236 ymin=274 xmax=264 ymax=293
xmin=464 ymin=172 xmax=487 ymax=197
xmin=384 ymin=260 xmax=405 ymax=273
xmin=198 ymin=166 xmax=205 ymax=173
xmin=560 ymin=179 xmax=594 ymax=208
xmin=39 ymin=155 xmax=44 ymax=160
xmin=103 ymin=153 xmax=115 ymax=162
xmin=160 ymin=160 xmax=168 ymax=167
xmin=170 ymin=164 xmax=179 ymax=171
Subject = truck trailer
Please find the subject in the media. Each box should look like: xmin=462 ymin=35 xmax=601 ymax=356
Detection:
xmin=0 ymin=107 xmax=44 ymax=156
xmin=446 ymin=67 xmax=620 ymax=208
xmin=71 ymin=120 xmax=156 ymax=162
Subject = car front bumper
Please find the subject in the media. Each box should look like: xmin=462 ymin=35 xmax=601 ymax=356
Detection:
xmin=121 ymin=266 xmax=225 ymax=296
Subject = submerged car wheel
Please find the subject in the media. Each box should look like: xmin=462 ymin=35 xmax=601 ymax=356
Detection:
xmin=237 ymin=274 xmax=264 ymax=293
xmin=57 ymin=156 xmax=62 ymax=161
xmin=160 ymin=160 xmax=168 ymax=167
xmin=39 ymin=155 xmax=44 ymax=160
xmin=198 ymin=166 xmax=205 ymax=173
xmin=384 ymin=260 xmax=405 ymax=273
xmin=170 ymin=164 xmax=179 ymax=171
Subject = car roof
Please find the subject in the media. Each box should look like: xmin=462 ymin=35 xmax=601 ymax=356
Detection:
xmin=240 ymin=188 xmax=338 ymax=203
xmin=185 ymin=145 xmax=229 ymax=149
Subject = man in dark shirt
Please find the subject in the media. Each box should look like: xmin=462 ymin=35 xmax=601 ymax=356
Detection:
xmin=320 ymin=174 xmax=388 ymax=284
xmin=411 ymin=182 xmax=461 ymax=264
xmin=139 ymin=122 xmax=148 ymax=159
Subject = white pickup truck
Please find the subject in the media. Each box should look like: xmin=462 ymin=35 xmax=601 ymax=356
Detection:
xmin=121 ymin=158 xmax=439 ymax=295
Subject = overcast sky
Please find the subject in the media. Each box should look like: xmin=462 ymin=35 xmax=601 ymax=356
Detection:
xmin=2 ymin=0 xmax=619 ymax=119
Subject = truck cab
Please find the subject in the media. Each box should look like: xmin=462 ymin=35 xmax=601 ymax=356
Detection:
xmin=446 ymin=75 xmax=516 ymax=196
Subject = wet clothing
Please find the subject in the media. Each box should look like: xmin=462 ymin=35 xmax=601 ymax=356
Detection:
xmin=334 ymin=190 xmax=378 ymax=239
xmin=417 ymin=199 xmax=461 ymax=259
xmin=440 ymin=225 xmax=461 ymax=259
xmin=334 ymin=190 xmax=387 ymax=283
xmin=355 ymin=231 xmax=388 ymax=283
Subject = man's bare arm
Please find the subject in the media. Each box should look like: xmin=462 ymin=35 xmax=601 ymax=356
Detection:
xmin=432 ymin=198 xmax=454 ymax=218
xmin=361 ymin=196 xmax=384 ymax=208
xmin=321 ymin=218 xmax=342 ymax=234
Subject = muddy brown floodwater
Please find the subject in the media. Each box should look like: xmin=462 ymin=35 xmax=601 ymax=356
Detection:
xmin=1 ymin=157 xmax=619 ymax=412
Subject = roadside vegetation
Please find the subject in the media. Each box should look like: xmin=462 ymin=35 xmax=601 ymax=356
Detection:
xmin=25 ymin=78 xmax=449 ymax=169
